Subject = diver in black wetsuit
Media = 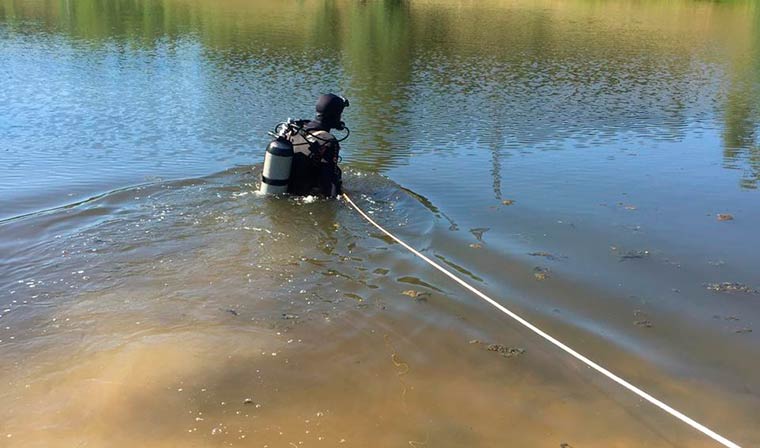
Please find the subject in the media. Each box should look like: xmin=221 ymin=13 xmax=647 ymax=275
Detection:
xmin=287 ymin=94 xmax=349 ymax=198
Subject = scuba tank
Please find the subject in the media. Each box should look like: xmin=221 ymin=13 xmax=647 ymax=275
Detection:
xmin=259 ymin=114 xmax=349 ymax=196
xmin=259 ymin=122 xmax=296 ymax=195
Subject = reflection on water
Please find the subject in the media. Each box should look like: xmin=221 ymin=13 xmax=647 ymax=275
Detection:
xmin=2 ymin=0 xmax=760 ymax=446
xmin=2 ymin=0 xmax=760 ymax=217
xmin=722 ymin=42 xmax=760 ymax=189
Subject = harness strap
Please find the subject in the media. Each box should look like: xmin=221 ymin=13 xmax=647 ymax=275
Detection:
xmin=303 ymin=130 xmax=336 ymax=163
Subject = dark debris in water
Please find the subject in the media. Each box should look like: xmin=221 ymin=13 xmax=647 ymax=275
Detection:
xmin=633 ymin=309 xmax=653 ymax=328
xmin=397 ymin=276 xmax=444 ymax=293
xmin=486 ymin=344 xmax=525 ymax=358
xmin=713 ymin=314 xmax=741 ymax=321
xmin=705 ymin=282 xmax=758 ymax=295
xmin=528 ymin=251 xmax=565 ymax=261
xmin=470 ymin=340 xmax=525 ymax=358
xmin=735 ymin=328 xmax=753 ymax=334
xmin=663 ymin=258 xmax=682 ymax=269
xmin=372 ymin=233 xmax=397 ymax=245
xmin=435 ymin=254 xmax=485 ymax=282
xmin=281 ymin=313 xmax=299 ymax=320
xmin=401 ymin=290 xmax=430 ymax=302
xmin=533 ymin=267 xmax=550 ymax=281
xmin=344 ymin=293 xmax=365 ymax=302
xmin=469 ymin=227 xmax=490 ymax=242
xmin=618 ymin=250 xmax=650 ymax=261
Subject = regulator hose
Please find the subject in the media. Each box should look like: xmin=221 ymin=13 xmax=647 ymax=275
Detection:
xmin=273 ymin=121 xmax=351 ymax=145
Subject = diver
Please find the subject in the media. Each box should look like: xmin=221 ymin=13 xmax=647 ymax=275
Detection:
xmin=288 ymin=93 xmax=348 ymax=197
xmin=260 ymin=93 xmax=349 ymax=198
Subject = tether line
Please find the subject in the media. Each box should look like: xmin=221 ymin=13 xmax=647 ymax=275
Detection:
xmin=342 ymin=192 xmax=741 ymax=448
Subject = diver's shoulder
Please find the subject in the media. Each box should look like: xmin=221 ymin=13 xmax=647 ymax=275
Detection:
xmin=311 ymin=129 xmax=337 ymax=141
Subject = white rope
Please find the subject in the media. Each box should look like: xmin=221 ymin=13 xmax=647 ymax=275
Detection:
xmin=342 ymin=193 xmax=741 ymax=448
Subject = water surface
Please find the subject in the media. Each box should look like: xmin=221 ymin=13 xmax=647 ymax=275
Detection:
xmin=1 ymin=0 xmax=760 ymax=446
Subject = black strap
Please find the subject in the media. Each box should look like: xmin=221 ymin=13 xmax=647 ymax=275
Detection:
xmin=307 ymin=140 xmax=323 ymax=158
xmin=262 ymin=175 xmax=289 ymax=186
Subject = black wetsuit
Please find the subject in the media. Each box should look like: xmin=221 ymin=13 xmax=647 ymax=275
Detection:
xmin=287 ymin=119 xmax=342 ymax=197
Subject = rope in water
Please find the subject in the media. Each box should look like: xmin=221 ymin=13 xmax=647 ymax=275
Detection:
xmin=341 ymin=192 xmax=741 ymax=448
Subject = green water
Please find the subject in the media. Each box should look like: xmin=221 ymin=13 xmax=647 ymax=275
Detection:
xmin=1 ymin=0 xmax=759 ymax=446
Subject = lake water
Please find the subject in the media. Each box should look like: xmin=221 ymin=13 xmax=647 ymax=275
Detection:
xmin=1 ymin=0 xmax=759 ymax=446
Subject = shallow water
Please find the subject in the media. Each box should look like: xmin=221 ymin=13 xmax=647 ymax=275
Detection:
xmin=2 ymin=0 xmax=760 ymax=446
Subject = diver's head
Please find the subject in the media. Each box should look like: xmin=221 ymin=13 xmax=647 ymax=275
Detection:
xmin=315 ymin=93 xmax=349 ymax=130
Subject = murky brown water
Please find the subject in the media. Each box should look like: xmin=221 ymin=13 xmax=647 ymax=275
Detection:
xmin=2 ymin=0 xmax=760 ymax=446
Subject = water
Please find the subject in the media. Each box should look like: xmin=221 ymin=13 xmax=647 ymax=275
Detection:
xmin=1 ymin=0 xmax=760 ymax=446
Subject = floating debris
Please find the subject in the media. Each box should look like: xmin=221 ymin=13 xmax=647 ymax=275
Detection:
xmin=344 ymin=293 xmax=365 ymax=302
xmin=469 ymin=243 xmax=483 ymax=249
xmin=502 ymin=199 xmax=515 ymax=206
xmin=716 ymin=214 xmax=734 ymax=222
xmin=633 ymin=309 xmax=653 ymax=327
xmin=705 ymin=282 xmax=758 ymax=294
xmin=435 ymin=254 xmax=485 ymax=282
xmin=735 ymin=328 xmax=753 ymax=334
xmin=528 ymin=251 xmax=563 ymax=261
xmin=401 ymin=290 xmax=430 ymax=302
xmin=281 ymin=313 xmax=299 ymax=320
xmin=397 ymin=276 xmax=444 ymax=292
xmin=243 ymin=398 xmax=254 ymax=404
xmin=486 ymin=343 xmax=525 ymax=358
xmin=619 ymin=250 xmax=650 ymax=261
xmin=663 ymin=259 xmax=682 ymax=269
xmin=533 ymin=267 xmax=550 ymax=281
xmin=469 ymin=227 xmax=490 ymax=242
xmin=222 ymin=308 xmax=239 ymax=316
